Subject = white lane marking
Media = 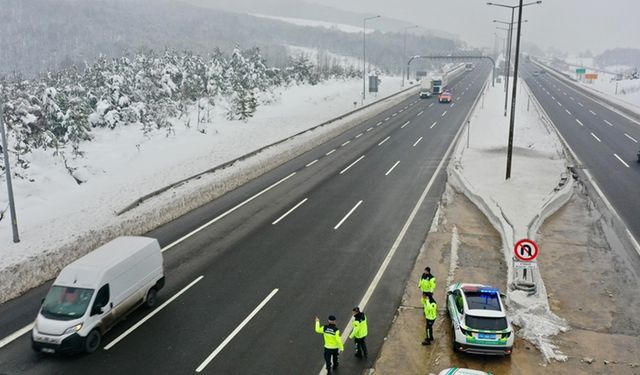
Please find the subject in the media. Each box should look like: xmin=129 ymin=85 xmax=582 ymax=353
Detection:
xmin=557 ymin=101 xmax=562 ymax=106
xmin=405 ymin=105 xmax=409 ymax=109
xmin=272 ymin=198 xmax=308 ymax=225
xmin=429 ymin=103 xmax=434 ymax=107
xmin=614 ymin=154 xmax=630 ymax=168
xmin=417 ymin=110 xmax=424 ymax=116
xmin=378 ymin=136 xmax=390 ymax=146
xmin=355 ymin=133 xmax=363 ymax=139
xmin=569 ymin=96 xmax=575 ymax=101
xmin=578 ymin=102 xmax=584 ymax=107
xmin=326 ymin=149 xmax=336 ymax=156
xmin=441 ymin=111 xmax=447 ymax=117
xmin=385 ymin=161 xmax=400 ymax=176
xmin=551 ymin=96 xmax=556 ymax=100
xmin=589 ymin=110 xmax=597 ymax=115
xmin=376 ymin=121 xmax=383 ymax=126
xmin=430 ymin=121 xmax=437 ymax=129
xmin=317 ymin=119 xmax=461 ymax=375
xmin=384 ymin=117 xmax=390 ymax=121
xmin=305 ymin=159 xmax=318 ymax=167
xmin=401 ymin=121 xmax=410 ymax=129
xmin=576 ymin=119 xmax=584 ymax=126
xmin=0 ymin=323 xmax=34 ymax=350
xmin=162 ymin=174 xmax=296 ymax=252
xmin=392 ymin=113 xmax=397 ymax=117
xmin=413 ymin=137 xmax=423 ymax=147
xmin=339 ymin=155 xmax=365 ymax=175
xmin=334 ymin=200 xmax=363 ymax=229
xmin=341 ymin=140 xmax=351 ymax=147
xmin=625 ymin=133 xmax=638 ymax=143
xmin=399 ymin=109 xmax=404 ymax=113
xmin=366 ymin=127 xmax=373 ymax=132
xmin=105 ymin=276 xmax=204 ymax=350
xmin=604 ymin=119 xmax=613 ymax=127
xmin=563 ymin=91 xmax=567 ymax=95
xmin=450 ymin=102 xmax=455 ymax=107
xmin=195 ymin=289 xmax=279 ymax=372
xmin=590 ymin=132 xmax=601 ymax=142
xmin=565 ymin=109 xmax=572 ymax=115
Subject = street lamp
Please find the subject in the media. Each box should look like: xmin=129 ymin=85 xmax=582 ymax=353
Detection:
xmin=488 ymin=0 xmax=542 ymax=179
xmin=362 ymin=15 xmax=381 ymax=104
xmin=494 ymin=19 xmax=528 ymax=115
xmin=0 ymin=97 xmax=20 ymax=242
xmin=402 ymin=25 xmax=419 ymax=87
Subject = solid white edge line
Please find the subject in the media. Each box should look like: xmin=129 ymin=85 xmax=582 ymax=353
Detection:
xmin=413 ymin=137 xmax=423 ymax=147
xmin=333 ymin=200 xmax=363 ymax=230
xmin=614 ymin=154 xmax=630 ymax=168
xmin=430 ymin=121 xmax=437 ymax=129
xmin=317 ymin=101 xmax=468 ymax=374
xmin=326 ymin=149 xmax=336 ymax=156
xmin=0 ymin=323 xmax=34 ymax=349
xmin=104 ymin=275 xmax=204 ymax=350
xmin=401 ymin=121 xmax=410 ymax=129
xmin=272 ymin=198 xmax=308 ymax=225
xmin=576 ymin=119 xmax=584 ymax=126
xmin=306 ymin=159 xmax=318 ymax=167
xmin=378 ymin=137 xmax=390 ymax=146
xmin=624 ymin=133 xmax=638 ymax=143
xmin=590 ymin=132 xmax=602 ymax=142
xmin=385 ymin=161 xmax=400 ymax=176
xmin=162 ymin=173 xmax=296 ymax=252
xmin=195 ymin=288 xmax=279 ymax=373
xmin=339 ymin=155 xmax=365 ymax=175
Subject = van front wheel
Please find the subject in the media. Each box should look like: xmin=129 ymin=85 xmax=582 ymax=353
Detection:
xmin=84 ymin=330 xmax=101 ymax=353
xmin=145 ymin=288 xmax=158 ymax=308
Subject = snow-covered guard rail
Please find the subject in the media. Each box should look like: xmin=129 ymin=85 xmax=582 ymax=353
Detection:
xmin=0 ymin=83 xmax=420 ymax=304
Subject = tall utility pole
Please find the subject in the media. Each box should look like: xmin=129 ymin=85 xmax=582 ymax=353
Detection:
xmin=401 ymin=25 xmax=418 ymax=87
xmin=362 ymin=15 xmax=381 ymax=104
xmin=506 ymin=0 xmax=526 ymax=179
xmin=0 ymin=97 xmax=20 ymax=243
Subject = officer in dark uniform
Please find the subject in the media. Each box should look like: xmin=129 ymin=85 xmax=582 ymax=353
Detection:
xmin=315 ymin=315 xmax=344 ymax=373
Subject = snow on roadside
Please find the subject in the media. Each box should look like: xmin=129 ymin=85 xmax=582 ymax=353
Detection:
xmin=448 ymin=77 xmax=570 ymax=362
xmin=0 ymin=76 xmax=405 ymax=303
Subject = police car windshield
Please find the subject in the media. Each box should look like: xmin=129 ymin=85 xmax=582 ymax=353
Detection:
xmin=463 ymin=291 xmax=501 ymax=311
xmin=465 ymin=315 xmax=508 ymax=330
xmin=41 ymin=286 xmax=94 ymax=321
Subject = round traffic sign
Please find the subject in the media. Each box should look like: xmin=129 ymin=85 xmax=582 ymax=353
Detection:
xmin=514 ymin=239 xmax=539 ymax=262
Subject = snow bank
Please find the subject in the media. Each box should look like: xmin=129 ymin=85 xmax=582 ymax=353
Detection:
xmin=0 ymin=76 xmax=415 ymax=304
xmin=447 ymin=76 xmax=571 ymax=362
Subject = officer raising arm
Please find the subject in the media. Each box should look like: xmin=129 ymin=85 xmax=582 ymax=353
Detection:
xmin=315 ymin=315 xmax=344 ymax=373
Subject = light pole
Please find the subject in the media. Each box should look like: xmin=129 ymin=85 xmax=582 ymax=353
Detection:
xmin=488 ymin=0 xmax=540 ymax=116
xmin=362 ymin=15 xmax=381 ymax=104
xmin=402 ymin=25 xmax=418 ymax=87
xmin=0 ymin=97 xmax=20 ymax=242
xmin=495 ymin=19 xmax=528 ymax=116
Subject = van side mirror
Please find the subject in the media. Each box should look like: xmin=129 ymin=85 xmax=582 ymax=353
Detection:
xmin=91 ymin=304 xmax=104 ymax=316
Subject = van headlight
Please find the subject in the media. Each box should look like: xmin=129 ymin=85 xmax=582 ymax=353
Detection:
xmin=63 ymin=323 xmax=83 ymax=335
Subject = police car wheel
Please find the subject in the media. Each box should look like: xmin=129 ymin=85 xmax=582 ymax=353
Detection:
xmin=84 ymin=329 xmax=101 ymax=353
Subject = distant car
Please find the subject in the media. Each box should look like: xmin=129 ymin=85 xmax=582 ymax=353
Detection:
xmin=419 ymin=90 xmax=432 ymax=99
xmin=437 ymin=369 xmax=493 ymax=375
xmin=446 ymin=283 xmax=514 ymax=356
xmin=439 ymin=91 xmax=453 ymax=103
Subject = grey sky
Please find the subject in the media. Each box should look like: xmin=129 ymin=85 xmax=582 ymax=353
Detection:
xmin=311 ymin=0 xmax=639 ymax=54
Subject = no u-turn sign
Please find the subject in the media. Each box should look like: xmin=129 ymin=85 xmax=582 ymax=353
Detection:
xmin=514 ymin=239 xmax=539 ymax=261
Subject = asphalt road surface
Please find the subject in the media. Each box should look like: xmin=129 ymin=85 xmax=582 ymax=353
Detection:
xmin=0 ymin=64 xmax=491 ymax=375
xmin=523 ymin=63 xmax=640 ymax=251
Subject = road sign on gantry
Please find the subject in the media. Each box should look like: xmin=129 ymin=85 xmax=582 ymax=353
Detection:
xmin=513 ymin=239 xmax=539 ymax=261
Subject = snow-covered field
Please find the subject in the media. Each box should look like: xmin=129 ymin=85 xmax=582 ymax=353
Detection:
xmin=0 ymin=75 xmax=405 ymax=302
xmin=251 ymin=13 xmax=372 ymax=34
xmin=449 ymin=77 xmax=570 ymax=361
xmin=286 ymin=45 xmax=365 ymax=70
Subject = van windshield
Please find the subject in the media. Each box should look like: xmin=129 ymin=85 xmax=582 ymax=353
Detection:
xmin=41 ymin=286 xmax=94 ymax=321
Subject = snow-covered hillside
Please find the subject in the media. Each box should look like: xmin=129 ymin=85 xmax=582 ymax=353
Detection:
xmin=251 ymin=13 xmax=373 ymax=33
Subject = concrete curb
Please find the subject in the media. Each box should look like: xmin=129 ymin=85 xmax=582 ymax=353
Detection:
xmin=0 ymin=84 xmax=420 ymax=304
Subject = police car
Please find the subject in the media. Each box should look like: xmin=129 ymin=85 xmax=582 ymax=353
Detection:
xmin=446 ymin=283 xmax=514 ymax=355
xmin=437 ymin=369 xmax=493 ymax=375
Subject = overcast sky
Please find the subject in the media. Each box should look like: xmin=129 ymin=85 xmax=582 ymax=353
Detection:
xmin=312 ymin=0 xmax=639 ymax=54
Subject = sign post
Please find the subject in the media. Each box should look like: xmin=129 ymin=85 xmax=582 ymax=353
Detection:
xmin=513 ymin=239 xmax=538 ymax=280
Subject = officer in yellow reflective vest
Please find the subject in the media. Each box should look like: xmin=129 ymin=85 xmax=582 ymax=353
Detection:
xmin=418 ymin=267 xmax=436 ymax=294
xmin=315 ymin=315 xmax=344 ymax=373
xmin=421 ymin=292 xmax=437 ymax=345
xmin=348 ymin=307 xmax=368 ymax=358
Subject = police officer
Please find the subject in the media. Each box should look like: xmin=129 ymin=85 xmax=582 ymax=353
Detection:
xmin=421 ymin=292 xmax=437 ymax=345
xmin=418 ymin=266 xmax=436 ymax=294
xmin=315 ymin=315 xmax=344 ymax=372
xmin=349 ymin=307 xmax=368 ymax=358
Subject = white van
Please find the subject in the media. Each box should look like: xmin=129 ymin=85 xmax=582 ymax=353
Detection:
xmin=31 ymin=236 xmax=165 ymax=354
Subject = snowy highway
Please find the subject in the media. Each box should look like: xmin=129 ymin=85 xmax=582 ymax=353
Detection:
xmin=0 ymin=64 xmax=492 ymax=374
xmin=523 ymin=62 xmax=640 ymax=253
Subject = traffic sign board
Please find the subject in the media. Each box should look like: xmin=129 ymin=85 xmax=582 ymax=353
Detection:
xmin=514 ymin=261 xmax=537 ymax=269
xmin=576 ymin=68 xmax=586 ymax=74
xmin=514 ymin=239 xmax=539 ymax=261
